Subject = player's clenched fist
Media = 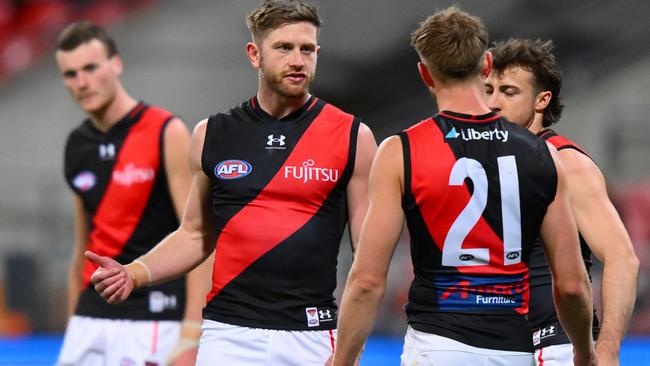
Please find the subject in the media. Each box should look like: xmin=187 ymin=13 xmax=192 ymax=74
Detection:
xmin=85 ymin=250 xmax=134 ymax=304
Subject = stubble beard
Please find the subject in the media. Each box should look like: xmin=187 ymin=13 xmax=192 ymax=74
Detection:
xmin=260 ymin=59 xmax=314 ymax=98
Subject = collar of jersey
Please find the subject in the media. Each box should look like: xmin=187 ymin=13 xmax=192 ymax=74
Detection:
xmin=438 ymin=110 xmax=499 ymax=123
xmin=250 ymin=95 xmax=317 ymax=123
xmin=86 ymin=102 xmax=147 ymax=136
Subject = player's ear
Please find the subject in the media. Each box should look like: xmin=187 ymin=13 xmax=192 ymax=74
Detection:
xmin=110 ymin=54 xmax=123 ymax=76
xmin=417 ymin=62 xmax=434 ymax=88
xmin=482 ymin=51 xmax=493 ymax=78
xmin=535 ymin=90 xmax=552 ymax=113
xmin=246 ymin=41 xmax=261 ymax=69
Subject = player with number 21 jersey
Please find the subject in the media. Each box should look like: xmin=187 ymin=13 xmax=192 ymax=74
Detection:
xmin=400 ymin=110 xmax=557 ymax=352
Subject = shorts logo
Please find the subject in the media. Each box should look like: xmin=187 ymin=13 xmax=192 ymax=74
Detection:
xmin=306 ymin=307 xmax=319 ymax=327
xmin=214 ymin=160 xmax=252 ymax=180
xmin=72 ymin=171 xmax=96 ymax=192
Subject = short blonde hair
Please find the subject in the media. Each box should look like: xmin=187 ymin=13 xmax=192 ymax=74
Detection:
xmin=246 ymin=0 xmax=321 ymax=43
xmin=410 ymin=6 xmax=488 ymax=81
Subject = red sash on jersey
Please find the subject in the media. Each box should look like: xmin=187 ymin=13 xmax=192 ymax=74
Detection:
xmin=538 ymin=129 xmax=590 ymax=158
xmin=207 ymin=104 xmax=354 ymax=301
xmin=81 ymin=107 xmax=172 ymax=289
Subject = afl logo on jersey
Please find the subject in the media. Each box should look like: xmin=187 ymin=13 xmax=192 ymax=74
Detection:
xmin=215 ymin=160 xmax=252 ymax=180
xmin=72 ymin=171 xmax=96 ymax=192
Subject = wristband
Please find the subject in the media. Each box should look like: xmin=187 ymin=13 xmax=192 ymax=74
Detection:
xmin=127 ymin=259 xmax=152 ymax=288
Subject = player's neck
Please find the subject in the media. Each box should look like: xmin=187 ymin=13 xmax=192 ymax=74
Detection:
xmin=256 ymin=87 xmax=311 ymax=119
xmin=433 ymin=80 xmax=491 ymax=116
xmin=527 ymin=115 xmax=544 ymax=134
xmin=88 ymin=88 xmax=138 ymax=132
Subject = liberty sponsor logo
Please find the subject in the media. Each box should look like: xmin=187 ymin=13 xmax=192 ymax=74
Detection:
xmin=112 ymin=163 xmax=155 ymax=186
xmin=445 ymin=126 xmax=509 ymax=142
xmin=266 ymin=134 xmax=286 ymax=150
xmin=72 ymin=171 xmax=96 ymax=192
xmin=149 ymin=291 xmax=177 ymax=313
xmin=306 ymin=307 xmax=319 ymax=327
xmin=284 ymin=159 xmax=339 ymax=184
xmin=214 ymin=159 xmax=252 ymax=180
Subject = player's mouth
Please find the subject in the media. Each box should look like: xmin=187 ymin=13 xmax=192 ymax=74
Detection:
xmin=285 ymin=72 xmax=306 ymax=83
xmin=78 ymin=92 xmax=96 ymax=101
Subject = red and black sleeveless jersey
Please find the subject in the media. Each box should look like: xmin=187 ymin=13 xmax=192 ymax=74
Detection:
xmin=400 ymin=111 xmax=557 ymax=352
xmin=201 ymin=96 xmax=359 ymax=330
xmin=528 ymin=128 xmax=599 ymax=349
xmin=64 ymin=103 xmax=185 ymax=320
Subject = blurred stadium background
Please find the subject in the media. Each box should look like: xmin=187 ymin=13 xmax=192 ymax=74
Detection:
xmin=0 ymin=0 xmax=648 ymax=364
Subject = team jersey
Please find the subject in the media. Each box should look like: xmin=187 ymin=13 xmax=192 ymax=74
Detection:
xmin=64 ymin=103 xmax=185 ymax=320
xmin=400 ymin=111 xmax=557 ymax=352
xmin=529 ymin=128 xmax=600 ymax=349
xmin=201 ymin=96 xmax=360 ymax=330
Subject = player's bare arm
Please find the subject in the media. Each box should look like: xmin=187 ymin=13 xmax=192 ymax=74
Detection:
xmin=163 ymin=117 xmax=213 ymax=365
xmin=67 ymin=195 xmax=89 ymax=317
xmin=334 ymin=136 xmax=404 ymax=366
xmin=87 ymin=119 xmax=215 ymax=303
xmin=559 ymin=148 xmax=639 ymax=363
xmin=539 ymin=146 xmax=596 ymax=366
xmin=345 ymin=123 xmax=377 ymax=251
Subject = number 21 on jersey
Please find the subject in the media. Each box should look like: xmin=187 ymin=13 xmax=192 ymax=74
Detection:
xmin=442 ymin=155 xmax=521 ymax=267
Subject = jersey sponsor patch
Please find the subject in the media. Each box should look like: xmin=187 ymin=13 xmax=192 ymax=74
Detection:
xmin=445 ymin=126 xmax=509 ymax=142
xmin=148 ymin=291 xmax=178 ymax=313
xmin=72 ymin=171 xmax=96 ymax=192
xmin=214 ymin=159 xmax=252 ymax=180
xmin=305 ymin=307 xmax=335 ymax=327
xmin=306 ymin=307 xmax=320 ymax=327
xmin=283 ymin=159 xmax=340 ymax=184
xmin=436 ymin=273 xmax=527 ymax=311
xmin=112 ymin=163 xmax=155 ymax=186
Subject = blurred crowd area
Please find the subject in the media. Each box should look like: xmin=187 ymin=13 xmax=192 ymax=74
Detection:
xmin=0 ymin=0 xmax=648 ymax=340
xmin=0 ymin=0 xmax=154 ymax=83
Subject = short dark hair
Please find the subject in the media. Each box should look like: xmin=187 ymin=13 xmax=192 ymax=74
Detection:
xmin=56 ymin=21 xmax=118 ymax=57
xmin=246 ymin=0 xmax=321 ymax=43
xmin=410 ymin=6 xmax=488 ymax=81
xmin=490 ymin=38 xmax=564 ymax=127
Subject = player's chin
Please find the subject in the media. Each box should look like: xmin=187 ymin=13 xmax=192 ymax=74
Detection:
xmin=279 ymin=83 xmax=310 ymax=97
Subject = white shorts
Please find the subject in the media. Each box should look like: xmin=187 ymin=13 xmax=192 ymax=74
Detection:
xmin=400 ymin=326 xmax=534 ymax=366
xmin=57 ymin=315 xmax=181 ymax=366
xmin=196 ymin=319 xmax=336 ymax=366
xmin=534 ymin=343 xmax=573 ymax=366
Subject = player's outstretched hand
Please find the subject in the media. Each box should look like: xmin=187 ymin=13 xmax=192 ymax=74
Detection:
xmin=85 ymin=250 xmax=133 ymax=304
